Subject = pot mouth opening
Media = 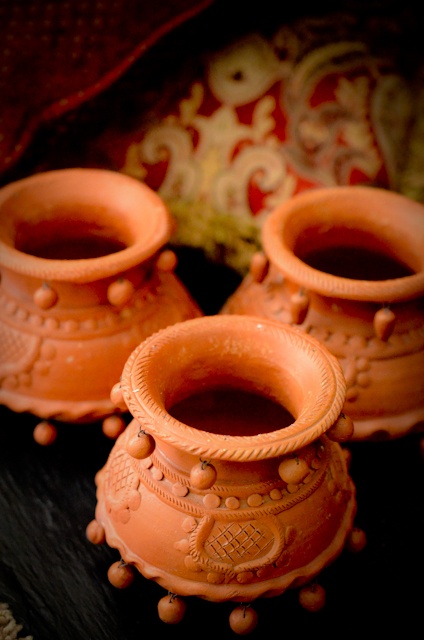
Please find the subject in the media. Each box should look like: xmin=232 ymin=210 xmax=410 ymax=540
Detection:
xmin=0 ymin=169 xmax=172 ymax=282
xmin=168 ymin=385 xmax=295 ymax=438
xmin=263 ymin=187 xmax=424 ymax=302
xmin=123 ymin=316 xmax=345 ymax=460
xmin=293 ymin=225 xmax=416 ymax=282
xmin=14 ymin=211 xmax=133 ymax=260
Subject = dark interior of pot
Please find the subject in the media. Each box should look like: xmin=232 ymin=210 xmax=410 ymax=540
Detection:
xmin=169 ymin=385 xmax=294 ymax=437
xmin=293 ymin=225 xmax=415 ymax=281
xmin=13 ymin=207 xmax=131 ymax=260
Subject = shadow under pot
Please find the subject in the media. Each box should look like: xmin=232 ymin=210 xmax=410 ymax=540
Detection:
xmin=87 ymin=314 xmax=364 ymax=634
xmin=221 ymin=186 xmax=424 ymax=441
xmin=0 ymin=168 xmax=202 ymax=443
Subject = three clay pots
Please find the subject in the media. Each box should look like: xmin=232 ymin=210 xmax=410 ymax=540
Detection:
xmin=87 ymin=315 xmax=363 ymax=633
xmin=0 ymin=168 xmax=202 ymax=441
xmin=2 ymin=170 xmax=418 ymax=628
xmin=221 ymin=186 xmax=424 ymax=440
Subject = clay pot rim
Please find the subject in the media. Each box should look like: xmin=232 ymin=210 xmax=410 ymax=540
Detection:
xmin=262 ymin=185 xmax=424 ymax=303
xmin=0 ymin=168 xmax=173 ymax=283
xmin=121 ymin=315 xmax=346 ymax=462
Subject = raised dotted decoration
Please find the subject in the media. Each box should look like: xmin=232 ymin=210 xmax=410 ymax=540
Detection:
xmin=172 ymin=482 xmax=189 ymax=497
xmin=203 ymin=494 xmax=221 ymax=509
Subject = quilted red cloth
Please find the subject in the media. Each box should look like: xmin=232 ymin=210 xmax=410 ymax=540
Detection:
xmin=0 ymin=0 xmax=213 ymax=175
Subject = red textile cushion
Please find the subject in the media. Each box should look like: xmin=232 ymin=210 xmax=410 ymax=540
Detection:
xmin=0 ymin=0 xmax=213 ymax=174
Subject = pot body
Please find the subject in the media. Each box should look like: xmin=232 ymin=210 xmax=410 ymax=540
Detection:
xmin=93 ymin=315 xmax=356 ymax=602
xmin=221 ymin=186 xmax=424 ymax=440
xmin=0 ymin=168 xmax=202 ymax=423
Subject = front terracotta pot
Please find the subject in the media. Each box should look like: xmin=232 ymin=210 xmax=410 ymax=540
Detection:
xmin=0 ymin=168 xmax=202 ymax=434
xmin=221 ymin=186 xmax=424 ymax=441
xmin=88 ymin=315 xmax=360 ymax=632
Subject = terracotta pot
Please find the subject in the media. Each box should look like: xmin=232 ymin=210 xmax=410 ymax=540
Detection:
xmin=0 ymin=168 xmax=202 ymax=439
xmin=87 ymin=315 xmax=361 ymax=632
xmin=221 ymin=186 xmax=424 ymax=441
